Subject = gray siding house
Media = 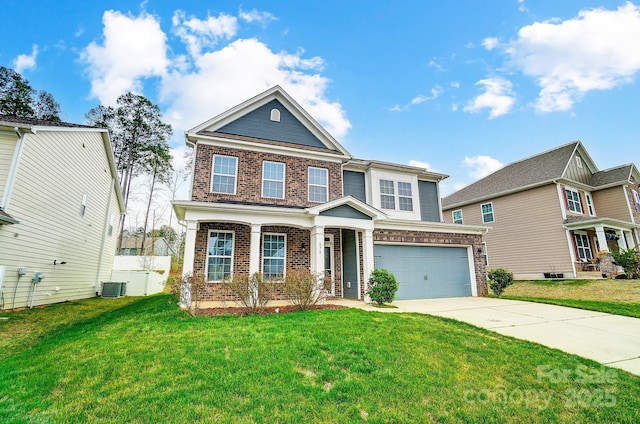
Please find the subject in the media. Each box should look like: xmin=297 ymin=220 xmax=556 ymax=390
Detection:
xmin=173 ymin=86 xmax=488 ymax=301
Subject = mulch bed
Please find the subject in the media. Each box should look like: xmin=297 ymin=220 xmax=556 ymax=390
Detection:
xmin=195 ymin=304 xmax=347 ymax=316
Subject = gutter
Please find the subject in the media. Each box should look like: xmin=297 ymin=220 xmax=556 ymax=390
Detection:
xmin=95 ymin=177 xmax=115 ymax=294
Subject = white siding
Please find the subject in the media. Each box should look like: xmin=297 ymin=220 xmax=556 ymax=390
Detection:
xmin=0 ymin=130 xmax=120 ymax=308
xmin=0 ymin=131 xmax=17 ymax=200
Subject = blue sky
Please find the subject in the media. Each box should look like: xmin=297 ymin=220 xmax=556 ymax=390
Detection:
xmin=3 ymin=0 xmax=640 ymax=220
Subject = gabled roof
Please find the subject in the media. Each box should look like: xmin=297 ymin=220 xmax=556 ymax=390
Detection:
xmin=345 ymin=158 xmax=449 ymax=181
xmin=443 ymin=141 xmax=583 ymax=209
xmin=306 ymin=196 xmax=386 ymax=221
xmin=590 ymin=164 xmax=638 ymax=187
xmin=186 ymin=86 xmax=351 ymax=158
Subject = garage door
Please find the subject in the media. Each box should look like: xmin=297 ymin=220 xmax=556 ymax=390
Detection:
xmin=374 ymin=245 xmax=472 ymax=299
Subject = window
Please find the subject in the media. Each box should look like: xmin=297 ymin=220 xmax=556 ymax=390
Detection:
xmin=565 ymin=188 xmax=582 ymax=213
xmin=574 ymin=233 xmax=593 ymax=260
xmin=262 ymin=161 xmax=285 ymax=198
xmin=211 ymin=155 xmax=237 ymax=194
xmin=585 ymin=193 xmax=595 ymax=216
xmin=308 ymin=167 xmax=328 ymax=202
xmin=270 ymin=108 xmax=281 ymax=122
xmin=481 ymin=203 xmax=494 ymax=223
xmin=263 ymin=233 xmax=285 ymax=280
xmin=80 ymin=193 xmax=87 ymax=216
xmin=379 ymin=179 xmax=395 ymax=209
xmin=207 ymin=231 xmax=234 ymax=281
xmin=633 ymin=190 xmax=640 ymax=213
xmin=379 ymin=180 xmax=413 ymax=211
xmin=398 ymin=182 xmax=413 ymax=211
xmin=452 ymin=210 xmax=463 ymax=224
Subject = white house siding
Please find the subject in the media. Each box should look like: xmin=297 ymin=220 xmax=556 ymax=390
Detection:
xmin=0 ymin=130 xmax=120 ymax=309
xmin=0 ymin=131 xmax=17 ymax=199
xmin=449 ymin=185 xmax=573 ymax=278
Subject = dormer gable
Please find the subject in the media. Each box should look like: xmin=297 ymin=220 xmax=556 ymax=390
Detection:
xmin=186 ymin=86 xmax=350 ymax=158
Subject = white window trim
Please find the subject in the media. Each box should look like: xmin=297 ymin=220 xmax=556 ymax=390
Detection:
xmin=379 ymin=179 xmax=414 ymax=212
xmin=270 ymin=108 xmax=281 ymax=122
xmin=576 ymin=156 xmax=583 ymax=168
xmin=211 ymin=155 xmax=238 ymax=195
xmin=206 ymin=230 xmax=235 ymax=282
xmin=262 ymin=233 xmax=286 ymax=280
xmin=308 ymin=167 xmax=328 ymax=203
xmin=261 ymin=161 xmax=285 ymax=199
xmin=574 ymin=231 xmax=593 ymax=260
xmin=481 ymin=202 xmax=495 ymax=224
xmin=565 ymin=187 xmax=583 ymax=214
xmin=585 ymin=193 xmax=595 ymax=216
xmin=452 ymin=209 xmax=463 ymax=224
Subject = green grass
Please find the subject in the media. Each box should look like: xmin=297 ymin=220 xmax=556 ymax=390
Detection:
xmin=502 ymin=279 xmax=640 ymax=318
xmin=1 ymin=294 xmax=639 ymax=423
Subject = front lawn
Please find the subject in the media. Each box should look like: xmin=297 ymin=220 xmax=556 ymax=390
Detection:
xmin=502 ymin=279 xmax=640 ymax=318
xmin=1 ymin=295 xmax=639 ymax=423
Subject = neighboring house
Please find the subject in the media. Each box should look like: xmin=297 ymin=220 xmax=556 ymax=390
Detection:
xmin=442 ymin=141 xmax=640 ymax=279
xmin=172 ymin=86 xmax=488 ymax=301
xmin=0 ymin=115 xmax=124 ymax=309
xmin=118 ymin=236 xmax=176 ymax=256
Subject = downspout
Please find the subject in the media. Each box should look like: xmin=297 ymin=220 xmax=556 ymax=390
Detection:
xmin=95 ymin=177 xmax=115 ymax=295
xmin=1 ymin=128 xmax=26 ymax=210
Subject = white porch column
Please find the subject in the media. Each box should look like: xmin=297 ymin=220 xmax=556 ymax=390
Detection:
xmin=617 ymin=230 xmax=628 ymax=250
xmin=182 ymin=220 xmax=198 ymax=277
xmin=249 ymin=224 xmax=262 ymax=275
xmin=310 ymin=226 xmax=325 ymax=276
xmin=626 ymin=230 xmax=637 ymax=248
xmin=362 ymin=229 xmax=375 ymax=303
xmin=595 ymin=226 xmax=609 ymax=252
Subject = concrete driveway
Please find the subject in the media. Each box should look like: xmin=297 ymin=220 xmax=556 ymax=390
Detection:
xmin=329 ymin=297 xmax=640 ymax=376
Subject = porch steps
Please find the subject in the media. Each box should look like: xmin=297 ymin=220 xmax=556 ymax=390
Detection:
xmin=576 ymin=271 xmax=604 ymax=279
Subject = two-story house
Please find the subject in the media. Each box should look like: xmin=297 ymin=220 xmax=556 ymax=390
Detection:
xmin=172 ymin=86 xmax=488 ymax=301
xmin=442 ymin=141 xmax=640 ymax=279
xmin=0 ymin=115 xmax=124 ymax=309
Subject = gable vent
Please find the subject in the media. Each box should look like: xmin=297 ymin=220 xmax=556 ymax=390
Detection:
xmin=270 ymin=108 xmax=281 ymax=122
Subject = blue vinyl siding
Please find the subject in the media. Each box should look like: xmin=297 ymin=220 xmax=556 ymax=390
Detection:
xmin=216 ymin=99 xmax=327 ymax=149
xmin=418 ymin=180 xmax=441 ymax=222
xmin=343 ymin=170 xmax=366 ymax=202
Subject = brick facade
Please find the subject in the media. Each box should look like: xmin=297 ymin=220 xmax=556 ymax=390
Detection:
xmin=192 ymin=144 xmax=343 ymax=208
xmin=373 ymin=229 xmax=489 ymax=296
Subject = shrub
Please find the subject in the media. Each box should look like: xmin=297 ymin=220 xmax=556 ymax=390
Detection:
xmin=366 ymin=269 xmax=399 ymax=305
xmin=283 ymin=269 xmax=332 ymax=311
xmin=610 ymin=248 xmax=640 ymax=279
xmin=175 ymin=273 xmax=208 ymax=314
xmin=488 ymin=268 xmax=514 ymax=297
xmin=222 ymin=273 xmax=275 ymax=313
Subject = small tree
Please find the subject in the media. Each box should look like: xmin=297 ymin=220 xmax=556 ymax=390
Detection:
xmin=366 ymin=269 xmax=399 ymax=305
xmin=610 ymin=248 xmax=640 ymax=279
xmin=283 ymin=269 xmax=331 ymax=311
xmin=173 ymin=273 xmax=207 ymax=314
xmin=488 ymin=268 xmax=514 ymax=297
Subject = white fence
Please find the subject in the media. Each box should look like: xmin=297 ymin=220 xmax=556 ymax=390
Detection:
xmin=110 ymin=256 xmax=172 ymax=296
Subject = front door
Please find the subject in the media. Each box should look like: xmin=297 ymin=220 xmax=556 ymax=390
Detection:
xmin=341 ymin=229 xmax=359 ymax=299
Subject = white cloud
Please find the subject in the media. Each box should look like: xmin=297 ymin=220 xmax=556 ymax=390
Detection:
xmin=239 ymin=8 xmax=277 ymax=25
xmin=172 ymin=10 xmax=238 ymax=57
xmin=81 ymin=10 xmax=169 ymax=105
xmin=517 ymin=0 xmax=528 ymax=13
xmin=506 ymin=2 xmax=640 ymax=112
xmin=450 ymin=81 xmax=460 ymax=89
xmin=391 ymin=85 xmax=443 ymax=111
xmin=462 ymin=155 xmax=504 ymax=179
xmin=160 ymin=37 xmax=351 ymax=137
xmin=482 ymin=37 xmax=499 ymax=50
xmin=429 ymin=58 xmax=444 ymax=71
xmin=408 ymin=160 xmax=432 ymax=170
xmin=14 ymin=45 xmax=38 ymax=73
xmin=463 ymin=77 xmax=515 ymax=118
